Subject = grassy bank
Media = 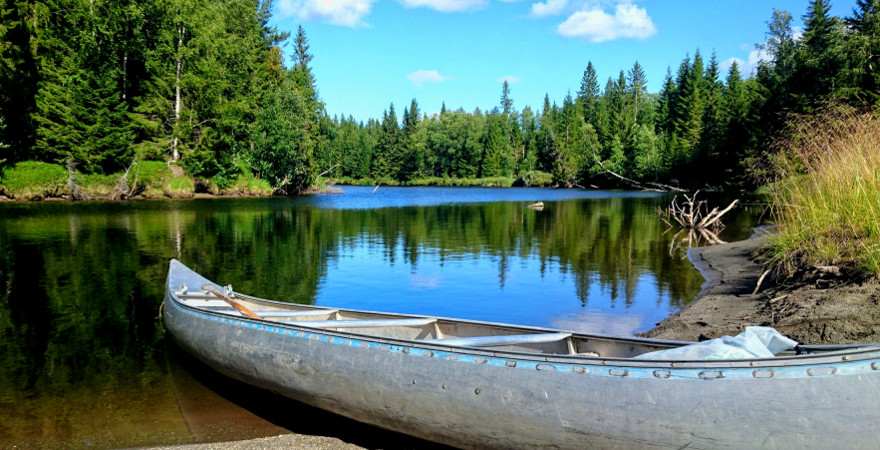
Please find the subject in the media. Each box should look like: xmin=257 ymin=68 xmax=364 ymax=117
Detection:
xmin=769 ymin=110 xmax=880 ymax=276
xmin=331 ymin=171 xmax=554 ymax=188
xmin=0 ymin=160 xmax=272 ymax=201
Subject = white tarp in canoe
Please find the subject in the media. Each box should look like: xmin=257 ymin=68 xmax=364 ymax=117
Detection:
xmin=636 ymin=327 xmax=798 ymax=360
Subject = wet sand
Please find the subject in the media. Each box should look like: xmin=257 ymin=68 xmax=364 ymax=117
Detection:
xmin=646 ymin=230 xmax=880 ymax=344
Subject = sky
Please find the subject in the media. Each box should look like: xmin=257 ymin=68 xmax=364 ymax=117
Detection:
xmin=270 ymin=0 xmax=858 ymax=121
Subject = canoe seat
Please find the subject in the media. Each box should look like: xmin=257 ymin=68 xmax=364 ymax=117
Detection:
xmin=256 ymin=309 xmax=338 ymax=318
xmin=197 ymin=307 xmax=338 ymax=318
xmin=425 ymin=332 xmax=572 ymax=348
xmin=289 ymin=318 xmax=437 ymax=329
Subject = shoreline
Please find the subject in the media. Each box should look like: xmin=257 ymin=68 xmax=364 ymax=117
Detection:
xmin=646 ymin=230 xmax=880 ymax=344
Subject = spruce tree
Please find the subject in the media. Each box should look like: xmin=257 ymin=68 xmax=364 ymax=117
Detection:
xmin=500 ymin=80 xmax=514 ymax=115
xmin=577 ymin=62 xmax=600 ymax=126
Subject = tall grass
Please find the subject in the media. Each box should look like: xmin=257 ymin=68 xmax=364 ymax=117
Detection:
xmin=769 ymin=109 xmax=880 ymax=276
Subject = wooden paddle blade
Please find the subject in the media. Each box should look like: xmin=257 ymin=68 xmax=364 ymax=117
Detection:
xmin=203 ymin=285 xmax=261 ymax=319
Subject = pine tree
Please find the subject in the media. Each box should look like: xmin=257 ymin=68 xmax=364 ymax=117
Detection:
xmin=577 ymin=62 xmax=600 ymax=126
xmin=656 ymin=68 xmax=676 ymax=134
xmin=695 ymin=52 xmax=725 ymax=181
xmin=845 ymin=0 xmax=880 ymax=104
xmin=373 ymin=103 xmax=399 ymax=178
xmin=0 ymin=0 xmax=39 ymax=163
xmin=795 ymin=0 xmax=843 ymax=108
xmin=500 ymin=80 xmax=514 ymax=115
xmin=399 ymin=98 xmax=423 ymax=180
xmin=627 ymin=61 xmax=648 ymax=125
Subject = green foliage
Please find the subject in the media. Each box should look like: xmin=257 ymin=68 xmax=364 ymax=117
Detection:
xmin=1 ymin=0 xmax=879 ymax=196
xmin=0 ymin=161 xmax=67 ymax=199
xmin=251 ymin=76 xmax=315 ymax=194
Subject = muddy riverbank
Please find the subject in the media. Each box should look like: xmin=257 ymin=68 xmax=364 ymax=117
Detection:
xmin=646 ymin=230 xmax=880 ymax=344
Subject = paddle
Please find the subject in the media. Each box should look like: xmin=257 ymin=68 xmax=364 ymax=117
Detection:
xmin=203 ymin=285 xmax=262 ymax=319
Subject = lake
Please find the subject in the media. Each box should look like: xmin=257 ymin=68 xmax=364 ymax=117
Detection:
xmin=0 ymin=187 xmax=759 ymax=448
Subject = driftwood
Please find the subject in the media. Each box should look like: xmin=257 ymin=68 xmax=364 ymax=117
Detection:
xmin=661 ymin=191 xmax=739 ymax=254
xmin=112 ymin=162 xmax=140 ymax=200
xmin=594 ymin=157 xmax=687 ymax=192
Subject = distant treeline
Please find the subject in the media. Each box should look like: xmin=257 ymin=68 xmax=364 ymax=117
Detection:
xmin=1 ymin=0 xmax=879 ymax=193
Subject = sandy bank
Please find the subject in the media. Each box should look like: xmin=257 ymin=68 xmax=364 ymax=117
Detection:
xmin=646 ymin=230 xmax=880 ymax=344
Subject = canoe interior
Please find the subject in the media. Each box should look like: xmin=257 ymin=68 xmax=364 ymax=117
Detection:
xmin=174 ymin=288 xmax=695 ymax=358
xmin=167 ymin=260 xmax=875 ymax=360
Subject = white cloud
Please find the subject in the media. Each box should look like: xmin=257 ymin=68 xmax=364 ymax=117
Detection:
xmin=497 ymin=75 xmax=520 ymax=84
xmin=530 ymin=0 xmax=567 ymax=17
xmin=408 ymin=69 xmax=448 ymax=86
xmin=278 ymin=0 xmax=373 ymax=27
xmin=557 ymin=1 xmax=656 ymax=43
xmin=399 ymin=0 xmax=486 ymax=12
xmin=748 ymin=48 xmax=771 ymax=69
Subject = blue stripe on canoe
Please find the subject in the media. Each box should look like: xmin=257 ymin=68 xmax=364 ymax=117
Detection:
xmin=174 ymin=301 xmax=880 ymax=381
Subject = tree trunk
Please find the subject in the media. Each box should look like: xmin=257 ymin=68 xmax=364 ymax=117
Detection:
xmin=172 ymin=24 xmax=184 ymax=161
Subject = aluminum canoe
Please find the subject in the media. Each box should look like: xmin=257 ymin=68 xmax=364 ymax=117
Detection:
xmin=163 ymin=259 xmax=880 ymax=449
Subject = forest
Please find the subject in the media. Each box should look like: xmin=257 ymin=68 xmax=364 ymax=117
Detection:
xmin=1 ymin=0 xmax=879 ymax=197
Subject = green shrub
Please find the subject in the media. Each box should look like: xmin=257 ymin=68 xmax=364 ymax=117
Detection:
xmin=167 ymin=176 xmax=195 ymax=196
xmin=0 ymin=161 xmax=68 ymax=199
xmin=225 ymin=173 xmax=273 ymax=196
xmin=131 ymin=160 xmax=171 ymax=193
xmin=78 ymin=173 xmax=118 ymax=197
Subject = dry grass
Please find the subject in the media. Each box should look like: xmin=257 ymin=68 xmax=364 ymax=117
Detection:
xmin=769 ymin=108 xmax=880 ymax=276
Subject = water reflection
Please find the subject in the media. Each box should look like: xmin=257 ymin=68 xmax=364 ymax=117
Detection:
xmin=0 ymin=187 xmax=758 ymax=448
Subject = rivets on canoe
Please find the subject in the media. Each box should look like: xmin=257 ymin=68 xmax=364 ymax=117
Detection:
xmin=473 ymin=357 xmax=488 ymax=365
xmin=872 ymin=362 xmax=880 ymax=371
xmin=474 ymin=387 xmax=481 ymax=395
xmin=426 ymin=351 xmax=435 ymax=358
xmin=807 ymin=367 xmax=837 ymax=377
xmin=653 ymin=370 xmax=671 ymax=379
xmin=411 ymin=379 xmax=417 ymax=385
xmin=572 ymin=366 xmax=587 ymax=374
xmin=609 ymin=368 xmax=628 ymax=377
xmin=441 ymin=384 xmax=447 ymax=390
xmin=752 ymin=369 xmax=774 ymax=379
xmin=536 ymin=363 xmax=556 ymax=372
xmin=698 ymin=370 xmax=724 ymax=380
xmin=505 ymin=360 xmax=517 ymax=368
xmin=402 ymin=347 xmax=410 ymax=354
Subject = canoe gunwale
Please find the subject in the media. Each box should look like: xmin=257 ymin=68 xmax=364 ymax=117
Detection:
xmin=166 ymin=259 xmax=880 ymax=369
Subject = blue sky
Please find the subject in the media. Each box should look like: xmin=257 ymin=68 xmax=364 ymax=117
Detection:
xmin=271 ymin=0 xmax=858 ymax=121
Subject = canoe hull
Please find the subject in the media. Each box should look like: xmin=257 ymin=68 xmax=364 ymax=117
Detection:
xmin=164 ymin=295 xmax=880 ymax=450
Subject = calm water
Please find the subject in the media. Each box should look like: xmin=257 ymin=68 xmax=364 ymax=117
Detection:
xmin=0 ymin=187 xmax=759 ymax=448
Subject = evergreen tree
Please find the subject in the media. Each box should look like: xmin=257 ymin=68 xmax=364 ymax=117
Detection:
xmin=577 ymin=62 xmax=600 ymax=125
xmin=500 ymin=80 xmax=514 ymax=115
xmin=627 ymin=61 xmax=648 ymax=125
xmin=373 ymin=103 xmax=399 ymax=178
xmin=846 ymin=0 xmax=880 ymax=104
xmin=0 ymin=0 xmax=39 ymax=163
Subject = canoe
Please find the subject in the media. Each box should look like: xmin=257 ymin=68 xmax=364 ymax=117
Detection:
xmin=163 ymin=260 xmax=880 ymax=449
